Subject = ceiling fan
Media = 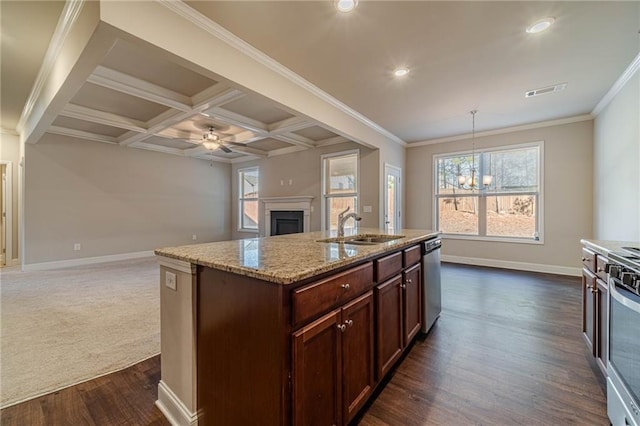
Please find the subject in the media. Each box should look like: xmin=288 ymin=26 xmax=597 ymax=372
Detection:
xmin=195 ymin=126 xmax=248 ymax=154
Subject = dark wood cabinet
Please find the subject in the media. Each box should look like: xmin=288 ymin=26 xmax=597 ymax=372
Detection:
xmin=580 ymin=244 xmax=610 ymax=378
xmin=403 ymin=263 xmax=422 ymax=345
xmin=582 ymin=266 xmax=596 ymax=355
xmin=375 ymin=248 xmax=423 ymax=380
xmin=341 ymin=292 xmax=375 ymax=424
xmin=375 ymin=275 xmax=404 ymax=379
xmin=292 ymin=292 xmax=374 ymax=426
xmin=292 ymin=309 xmax=342 ymax=426
xmin=595 ymin=277 xmax=608 ymax=376
xmin=197 ymin=241 xmax=430 ymax=425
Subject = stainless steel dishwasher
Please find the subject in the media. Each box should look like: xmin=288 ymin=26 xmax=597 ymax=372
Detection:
xmin=422 ymin=238 xmax=442 ymax=333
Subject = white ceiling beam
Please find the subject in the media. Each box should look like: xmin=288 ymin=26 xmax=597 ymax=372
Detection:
xmin=205 ymin=107 xmax=268 ymax=134
xmin=88 ymin=65 xmax=192 ymax=112
xmin=225 ymin=145 xmax=268 ymax=157
xmin=47 ymin=125 xmax=118 ymax=144
xmin=131 ymin=141 xmax=186 ymax=156
xmin=314 ymin=135 xmax=349 ymax=147
xmin=60 ymin=104 xmax=147 ymax=133
xmin=271 ymin=133 xmax=315 ymax=149
xmin=267 ymin=116 xmax=313 ymax=134
xmin=118 ymin=84 xmax=244 ymax=147
xmin=267 ymin=145 xmax=309 ymax=158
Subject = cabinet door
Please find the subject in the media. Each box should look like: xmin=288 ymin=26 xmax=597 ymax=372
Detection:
xmin=292 ymin=309 xmax=342 ymax=426
xmin=581 ymin=267 xmax=596 ymax=356
xmin=342 ymin=291 xmax=375 ymax=424
xmin=403 ymin=264 xmax=422 ymax=346
xmin=595 ymin=278 xmax=608 ymax=375
xmin=375 ymin=275 xmax=403 ymax=379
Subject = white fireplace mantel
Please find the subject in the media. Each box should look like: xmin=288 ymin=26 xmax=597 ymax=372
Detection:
xmin=262 ymin=196 xmax=314 ymax=236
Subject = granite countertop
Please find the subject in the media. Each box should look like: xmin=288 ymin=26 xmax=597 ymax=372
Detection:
xmin=580 ymin=239 xmax=640 ymax=257
xmin=155 ymin=228 xmax=439 ymax=284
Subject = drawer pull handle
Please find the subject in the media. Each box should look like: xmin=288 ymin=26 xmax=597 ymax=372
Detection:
xmin=400 ymin=283 xmax=407 ymax=289
xmin=341 ymin=283 xmax=350 ymax=290
xmin=345 ymin=320 xmax=353 ymax=327
xmin=337 ymin=324 xmax=346 ymax=332
xmin=581 ymin=257 xmax=587 ymax=261
xmin=406 ymin=279 xmax=412 ymax=284
xmin=597 ymin=267 xmax=603 ymax=272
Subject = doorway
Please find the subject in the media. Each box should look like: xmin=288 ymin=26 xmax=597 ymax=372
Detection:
xmin=1 ymin=162 xmax=13 ymax=267
xmin=384 ymin=164 xmax=401 ymax=233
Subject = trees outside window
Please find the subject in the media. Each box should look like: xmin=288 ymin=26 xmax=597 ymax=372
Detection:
xmin=434 ymin=143 xmax=542 ymax=242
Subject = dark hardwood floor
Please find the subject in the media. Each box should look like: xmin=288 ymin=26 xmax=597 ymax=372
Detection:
xmin=1 ymin=264 xmax=607 ymax=425
xmin=358 ymin=263 xmax=608 ymax=425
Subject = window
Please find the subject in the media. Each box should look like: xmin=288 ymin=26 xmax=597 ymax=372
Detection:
xmin=434 ymin=142 xmax=542 ymax=242
xmin=322 ymin=151 xmax=359 ymax=231
xmin=238 ymin=167 xmax=259 ymax=231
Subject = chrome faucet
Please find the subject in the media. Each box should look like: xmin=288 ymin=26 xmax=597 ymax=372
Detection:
xmin=337 ymin=206 xmax=362 ymax=238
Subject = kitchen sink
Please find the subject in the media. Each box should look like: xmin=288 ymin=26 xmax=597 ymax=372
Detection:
xmin=316 ymin=234 xmax=405 ymax=245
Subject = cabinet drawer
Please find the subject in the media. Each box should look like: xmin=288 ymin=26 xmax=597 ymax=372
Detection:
xmin=581 ymin=248 xmax=596 ymax=273
xmin=376 ymin=252 xmax=402 ymax=283
xmin=293 ymin=262 xmax=373 ymax=326
xmin=403 ymin=245 xmax=421 ymax=268
xmin=596 ymin=255 xmax=609 ymax=282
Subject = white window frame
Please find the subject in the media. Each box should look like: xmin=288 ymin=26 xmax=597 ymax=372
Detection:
xmin=238 ymin=166 xmax=259 ymax=233
xmin=321 ymin=149 xmax=360 ymax=231
xmin=433 ymin=141 xmax=544 ymax=244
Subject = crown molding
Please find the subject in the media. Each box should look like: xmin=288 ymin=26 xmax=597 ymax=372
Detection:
xmin=16 ymin=0 xmax=86 ymax=134
xmin=1 ymin=128 xmax=19 ymax=136
xmin=592 ymin=51 xmax=640 ymax=116
xmin=158 ymin=0 xmax=406 ymax=147
xmin=407 ymin=114 xmax=594 ymax=147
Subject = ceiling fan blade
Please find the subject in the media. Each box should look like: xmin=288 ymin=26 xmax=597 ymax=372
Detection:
xmin=220 ymin=144 xmax=233 ymax=154
xmin=227 ymin=142 xmax=248 ymax=147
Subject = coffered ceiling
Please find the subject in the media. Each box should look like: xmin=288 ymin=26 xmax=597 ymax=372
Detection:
xmin=1 ymin=1 xmax=639 ymax=162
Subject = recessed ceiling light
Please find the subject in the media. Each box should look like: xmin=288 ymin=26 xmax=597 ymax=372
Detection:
xmin=526 ymin=17 xmax=555 ymax=34
xmin=394 ymin=68 xmax=410 ymax=77
xmin=335 ymin=0 xmax=358 ymax=13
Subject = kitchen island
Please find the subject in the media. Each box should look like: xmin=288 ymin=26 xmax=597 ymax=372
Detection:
xmin=154 ymin=228 xmax=439 ymax=426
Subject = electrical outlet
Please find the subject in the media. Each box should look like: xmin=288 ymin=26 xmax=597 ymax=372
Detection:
xmin=288 ymin=179 xmax=293 ymax=185
xmin=165 ymin=271 xmax=177 ymax=291
xmin=73 ymin=243 xmax=81 ymax=251
xmin=280 ymin=180 xmax=284 ymax=186
xmin=192 ymin=234 xmax=197 ymax=241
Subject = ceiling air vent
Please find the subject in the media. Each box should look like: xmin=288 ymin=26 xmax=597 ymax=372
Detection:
xmin=525 ymin=82 xmax=567 ymax=98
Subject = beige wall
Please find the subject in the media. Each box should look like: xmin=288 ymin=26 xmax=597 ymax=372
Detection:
xmin=25 ymin=133 xmax=231 ymax=264
xmin=231 ymin=142 xmax=381 ymax=240
xmin=0 ymin=132 xmax=20 ymax=262
xmin=406 ymin=120 xmax=594 ymax=270
xmin=593 ymin=69 xmax=640 ymax=241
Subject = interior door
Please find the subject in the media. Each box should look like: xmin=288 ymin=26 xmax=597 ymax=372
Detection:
xmin=384 ymin=164 xmax=401 ymax=233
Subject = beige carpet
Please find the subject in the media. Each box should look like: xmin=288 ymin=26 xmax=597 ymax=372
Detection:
xmin=0 ymin=257 xmax=160 ymax=408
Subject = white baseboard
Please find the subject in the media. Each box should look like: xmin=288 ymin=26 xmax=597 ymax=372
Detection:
xmin=156 ymin=380 xmax=199 ymax=426
xmin=442 ymin=255 xmax=581 ymax=277
xmin=23 ymin=250 xmax=155 ymax=271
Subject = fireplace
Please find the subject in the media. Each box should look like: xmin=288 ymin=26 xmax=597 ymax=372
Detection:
xmin=262 ymin=196 xmax=314 ymax=237
xmin=270 ymin=211 xmax=304 ymax=236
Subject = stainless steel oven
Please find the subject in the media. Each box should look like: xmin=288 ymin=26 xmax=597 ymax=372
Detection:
xmin=607 ymin=248 xmax=640 ymax=426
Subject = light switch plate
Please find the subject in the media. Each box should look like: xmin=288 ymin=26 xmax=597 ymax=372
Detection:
xmin=165 ymin=271 xmax=177 ymax=291
xmin=363 ymin=205 xmax=372 ymax=213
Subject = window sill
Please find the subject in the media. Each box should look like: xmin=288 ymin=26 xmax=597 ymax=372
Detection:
xmin=441 ymin=234 xmax=544 ymax=245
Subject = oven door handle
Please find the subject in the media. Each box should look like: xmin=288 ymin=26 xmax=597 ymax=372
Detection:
xmin=610 ymin=279 xmax=640 ymax=314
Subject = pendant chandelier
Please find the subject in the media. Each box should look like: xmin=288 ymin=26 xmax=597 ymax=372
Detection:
xmin=457 ymin=110 xmax=492 ymax=190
